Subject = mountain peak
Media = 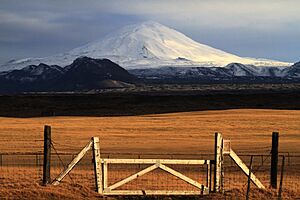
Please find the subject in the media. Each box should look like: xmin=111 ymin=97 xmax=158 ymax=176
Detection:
xmin=118 ymin=21 xmax=167 ymax=32
xmin=1 ymin=22 xmax=291 ymax=71
xmin=135 ymin=20 xmax=164 ymax=27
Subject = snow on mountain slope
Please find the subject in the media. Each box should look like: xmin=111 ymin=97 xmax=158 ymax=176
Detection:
xmin=282 ymin=61 xmax=300 ymax=78
xmin=224 ymin=63 xmax=285 ymax=77
xmin=0 ymin=21 xmax=291 ymax=72
xmin=2 ymin=63 xmax=64 ymax=82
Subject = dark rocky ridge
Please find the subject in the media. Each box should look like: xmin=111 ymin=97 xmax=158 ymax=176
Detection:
xmin=283 ymin=61 xmax=300 ymax=78
xmin=54 ymin=57 xmax=137 ymax=91
xmin=1 ymin=58 xmax=300 ymax=94
xmin=0 ymin=57 xmax=138 ymax=93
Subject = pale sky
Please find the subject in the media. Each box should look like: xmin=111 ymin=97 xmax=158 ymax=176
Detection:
xmin=0 ymin=0 xmax=299 ymax=64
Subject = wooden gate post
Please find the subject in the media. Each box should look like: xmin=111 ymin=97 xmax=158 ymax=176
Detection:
xmin=214 ymin=132 xmax=223 ymax=193
xmin=92 ymin=137 xmax=103 ymax=194
xmin=271 ymin=132 xmax=279 ymax=189
xmin=43 ymin=125 xmax=51 ymax=185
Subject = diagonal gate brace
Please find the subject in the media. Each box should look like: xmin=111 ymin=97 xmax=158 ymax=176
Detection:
xmin=52 ymin=139 xmax=93 ymax=185
xmin=229 ymin=148 xmax=265 ymax=189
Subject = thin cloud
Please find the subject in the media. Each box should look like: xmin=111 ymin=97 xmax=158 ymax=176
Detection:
xmin=0 ymin=0 xmax=299 ymax=63
xmin=97 ymin=0 xmax=300 ymax=30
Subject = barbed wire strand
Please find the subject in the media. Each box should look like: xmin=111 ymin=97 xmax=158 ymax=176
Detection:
xmin=51 ymin=141 xmax=74 ymax=183
xmin=51 ymin=140 xmax=82 ymax=151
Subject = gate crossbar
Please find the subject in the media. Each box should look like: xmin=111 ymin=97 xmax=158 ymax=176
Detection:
xmin=101 ymin=158 xmax=210 ymax=165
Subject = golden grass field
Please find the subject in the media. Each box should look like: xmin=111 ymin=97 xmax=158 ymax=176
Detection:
xmin=0 ymin=109 xmax=299 ymax=154
xmin=0 ymin=109 xmax=300 ymax=199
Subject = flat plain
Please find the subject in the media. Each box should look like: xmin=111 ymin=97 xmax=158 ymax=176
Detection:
xmin=0 ymin=109 xmax=300 ymax=199
xmin=0 ymin=109 xmax=299 ymax=154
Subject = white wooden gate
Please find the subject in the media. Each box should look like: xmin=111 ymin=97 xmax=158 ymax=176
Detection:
xmin=52 ymin=137 xmax=212 ymax=195
xmin=100 ymin=158 xmax=211 ymax=195
xmin=52 ymin=134 xmax=265 ymax=195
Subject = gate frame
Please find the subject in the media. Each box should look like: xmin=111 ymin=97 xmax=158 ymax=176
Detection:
xmin=214 ymin=132 xmax=265 ymax=191
xmin=52 ymin=137 xmax=212 ymax=195
xmin=52 ymin=134 xmax=266 ymax=195
xmin=100 ymin=158 xmax=211 ymax=195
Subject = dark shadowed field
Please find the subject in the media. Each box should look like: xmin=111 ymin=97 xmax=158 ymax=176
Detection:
xmin=0 ymin=83 xmax=300 ymax=117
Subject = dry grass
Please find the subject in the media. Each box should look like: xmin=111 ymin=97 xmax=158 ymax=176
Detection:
xmin=0 ymin=109 xmax=299 ymax=154
xmin=0 ymin=166 xmax=297 ymax=200
xmin=0 ymin=167 xmax=104 ymax=200
xmin=0 ymin=109 xmax=300 ymax=199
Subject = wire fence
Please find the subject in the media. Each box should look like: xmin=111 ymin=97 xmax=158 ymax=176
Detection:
xmin=1 ymin=147 xmax=300 ymax=199
xmin=223 ymin=153 xmax=300 ymax=199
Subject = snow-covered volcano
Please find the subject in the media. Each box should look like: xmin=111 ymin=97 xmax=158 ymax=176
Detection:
xmin=0 ymin=21 xmax=291 ymax=71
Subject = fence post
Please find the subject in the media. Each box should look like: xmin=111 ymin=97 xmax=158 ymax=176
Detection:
xmin=246 ymin=155 xmax=253 ymax=200
xmin=43 ymin=125 xmax=51 ymax=185
xmin=214 ymin=132 xmax=223 ymax=193
xmin=209 ymin=162 xmax=212 ymax=192
xmin=92 ymin=137 xmax=103 ymax=194
xmin=206 ymin=161 xmax=210 ymax=190
xmin=278 ymin=156 xmax=285 ymax=200
xmin=271 ymin=132 xmax=279 ymax=189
